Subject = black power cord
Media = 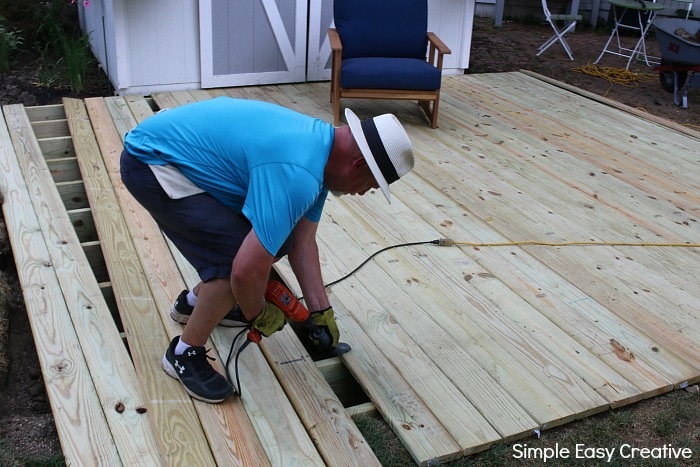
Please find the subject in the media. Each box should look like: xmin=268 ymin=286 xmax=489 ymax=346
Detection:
xmin=225 ymin=325 xmax=251 ymax=397
xmin=298 ymin=239 xmax=440 ymax=302
xmin=321 ymin=239 xmax=439 ymax=290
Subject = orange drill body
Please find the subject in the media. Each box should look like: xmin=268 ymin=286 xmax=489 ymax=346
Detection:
xmin=246 ymin=280 xmax=316 ymax=344
xmin=265 ymin=280 xmax=312 ymax=325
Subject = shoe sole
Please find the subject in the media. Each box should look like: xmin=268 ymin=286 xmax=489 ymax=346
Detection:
xmin=161 ymin=354 xmax=228 ymax=404
xmin=170 ymin=306 xmax=248 ymax=328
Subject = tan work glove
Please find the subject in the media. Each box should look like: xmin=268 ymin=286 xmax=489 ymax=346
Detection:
xmin=310 ymin=307 xmax=340 ymax=348
xmin=252 ymin=302 xmax=286 ymax=337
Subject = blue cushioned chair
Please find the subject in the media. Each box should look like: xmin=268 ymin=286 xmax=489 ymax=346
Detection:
xmin=329 ymin=0 xmax=451 ymax=128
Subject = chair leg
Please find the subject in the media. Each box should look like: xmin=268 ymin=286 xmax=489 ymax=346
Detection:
xmin=419 ymin=97 xmax=439 ymax=129
xmin=328 ymin=69 xmax=339 ymax=125
xmin=431 ymin=98 xmax=439 ymax=129
xmin=536 ymin=20 xmax=576 ymax=60
xmin=559 ymin=21 xmax=577 ymax=60
xmin=332 ymin=88 xmax=341 ymax=126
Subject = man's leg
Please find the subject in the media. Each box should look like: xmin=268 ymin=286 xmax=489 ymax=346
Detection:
xmin=181 ymin=278 xmax=236 ymax=347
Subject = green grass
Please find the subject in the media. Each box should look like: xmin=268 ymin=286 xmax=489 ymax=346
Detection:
xmin=354 ymin=388 xmax=700 ymax=466
xmin=354 ymin=415 xmax=417 ymax=466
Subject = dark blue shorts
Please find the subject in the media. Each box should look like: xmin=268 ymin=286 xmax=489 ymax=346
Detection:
xmin=119 ymin=149 xmax=293 ymax=282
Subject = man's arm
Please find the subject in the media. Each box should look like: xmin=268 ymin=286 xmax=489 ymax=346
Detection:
xmin=288 ymin=217 xmax=330 ymax=312
xmin=231 ymin=229 xmax=274 ymax=320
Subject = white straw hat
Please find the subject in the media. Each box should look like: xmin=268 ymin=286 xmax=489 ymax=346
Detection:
xmin=345 ymin=108 xmax=415 ymax=203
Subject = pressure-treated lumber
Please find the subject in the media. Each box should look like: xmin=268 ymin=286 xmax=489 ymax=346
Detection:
xmin=259 ymin=324 xmax=384 ymax=466
xmin=1 ymin=108 xmax=120 ymax=465
xmin=63 ymin=98 xmax=224 ymax=465
xmin=392 ymin=141 xmax=693 ymax=391
xmin=275 ymin=73 xmax=699 ymax=433
xmin=24 ymin=103 xmax=65 ymax=121
xmin=76 ymin=97 xmax=275 ymax=466
xmin=431 ymin=76 xmax=700 ymax=367
xmin=280 ymin=272 xmax=521 ymax=461
xmin=320 ymin=197 xmax=609 ymax=422
xmin=45 ymin=156 xmax=80 ymax=183
xmin=29 ymin=119 xmax=68 ymax=140
xmin=2 ymin=104 xmax=162 ymax=465
xmin=38 ymin=136 xmax=74 ymax=159
xmin=394 ymin=176 xmax=670 ymax=401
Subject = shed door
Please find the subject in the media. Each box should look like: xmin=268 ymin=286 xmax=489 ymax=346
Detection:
xmin=200 ymin=0 xmax=308 ymax=87
xmin=306 ymin=0 xmax=333 ymax=81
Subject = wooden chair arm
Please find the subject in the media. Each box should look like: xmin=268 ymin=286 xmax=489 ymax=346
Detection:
xmin=328 ymin=28 xmax=342 ymax=51
xmin=427 ymin=32 xmax=451 ymax=56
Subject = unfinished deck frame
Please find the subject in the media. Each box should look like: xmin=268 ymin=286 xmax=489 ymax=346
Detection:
xmin=1 ymin=71 xmax=699 ymax=466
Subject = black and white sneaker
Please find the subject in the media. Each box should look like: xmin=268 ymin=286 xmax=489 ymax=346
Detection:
xmin=162 ymin=336 xmax=234 ymax=403
xmin=170 ymin=290 xmax=248 ymax=327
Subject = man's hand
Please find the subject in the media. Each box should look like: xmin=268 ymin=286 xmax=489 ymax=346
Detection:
xmin=252 ymin=302 xmax=286 ymax=337
xmin=310 ymin=307 xmax=340 ymax=347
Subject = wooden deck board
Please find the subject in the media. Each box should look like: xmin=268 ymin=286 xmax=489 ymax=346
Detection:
xmin=316 ymin=195 xmax=610 ymax=420
xmin=404 ymin=123 xmax=700 ymax=377
xmin=2 ymin=72 xmax=699 ymax=465
xmin=1 ymin=107 xmax=125 ymax=466
xmin=2 ymin=104 xmax=161 ymax=465
xmin=65 ymin=98 xmax=231 ymax=466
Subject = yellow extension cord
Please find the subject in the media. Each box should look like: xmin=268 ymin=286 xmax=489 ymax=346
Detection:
xmin=571 ymin=63 xmax=655 ymax=97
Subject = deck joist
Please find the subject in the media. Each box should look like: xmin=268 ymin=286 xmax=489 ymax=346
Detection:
xmin=1 ymin=71 xmax=699 ymax=466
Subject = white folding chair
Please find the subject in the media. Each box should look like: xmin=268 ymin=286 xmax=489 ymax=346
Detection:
xmin=536 ymin=0 xmax=583 ymax=60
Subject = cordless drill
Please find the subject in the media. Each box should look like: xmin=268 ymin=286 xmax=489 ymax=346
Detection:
xmin=246 ymin=280 xmax=332 ymax=349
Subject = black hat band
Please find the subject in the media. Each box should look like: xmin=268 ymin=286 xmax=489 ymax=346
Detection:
xmin=361 ymin=118 xmax=399 ymax=184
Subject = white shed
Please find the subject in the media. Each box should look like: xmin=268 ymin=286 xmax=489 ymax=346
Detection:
xmin=79 ymin=0 xmax=475 ymax=96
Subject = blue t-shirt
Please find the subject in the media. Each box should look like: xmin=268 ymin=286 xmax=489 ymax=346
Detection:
xmin=124 ymin=97 xmax=333 ymax=255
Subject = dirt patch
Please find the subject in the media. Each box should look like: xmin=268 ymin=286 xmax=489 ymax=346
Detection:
xmin=1 ymin=11 xmax=699 ymax=465
xmin=0 ymin=223 xmax=62 ymax=462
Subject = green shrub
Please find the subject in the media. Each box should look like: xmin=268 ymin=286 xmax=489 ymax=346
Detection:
xmin=0 ymin=17 xmax=24 ymax=71
xmin=36 ymin=2 xmax=94 ymax=93
xmin=36 ymin=45 xmax=64 ymax=88
xmin=60 ymin=32 xmax=92 ymax=93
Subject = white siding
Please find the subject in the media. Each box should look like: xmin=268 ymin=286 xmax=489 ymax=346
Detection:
xmin=428 ymin=0 xmax=475 ymax=73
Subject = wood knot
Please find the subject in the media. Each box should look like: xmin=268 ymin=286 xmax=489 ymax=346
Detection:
xmin=610 ymin=339 xmax=635 ymax=362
